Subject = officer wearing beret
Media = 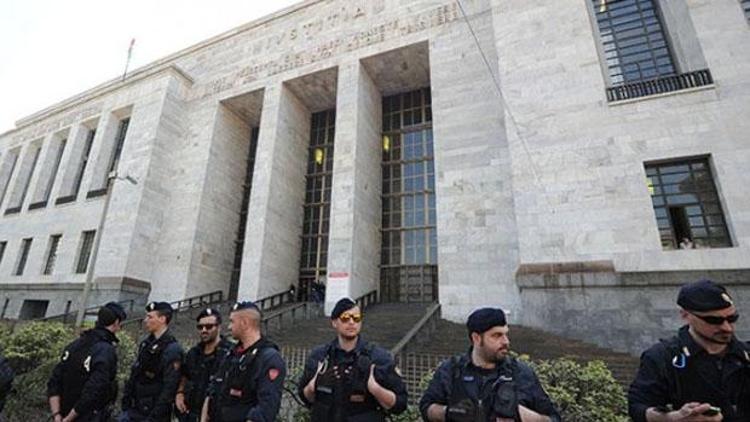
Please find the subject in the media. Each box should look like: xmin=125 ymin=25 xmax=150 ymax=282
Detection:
xmin=628 ymin=280 xmax=749 ymax=422
xmin=201 ymin=301 xmax=286 ymax=422
xmin=120 ymin=302 xmax=184 ymax=422
xmin=420 ymin=307 xmax=560 ymax=422
xmin=298 ymin=297 xmax=408 ymax=421
xmin=176 ymin=308 xmax=233 ymax=422
xmin=47 ymin=302 xmax=127 ymax=422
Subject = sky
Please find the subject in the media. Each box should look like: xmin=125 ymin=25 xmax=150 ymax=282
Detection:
xmin=0 ymin=0 xmax=301 ymax=133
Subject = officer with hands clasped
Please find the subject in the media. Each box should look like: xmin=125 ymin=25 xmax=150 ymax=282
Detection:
xmin=420 ymin=307 xmax=560 ymax=422
xmin=176 ymin=307 xmax=233 ymax=422
xmin=628 ymin=279 xmax=750 ymax=422
xmin=201 ymin=301 xmax=286 ymax=422
xmin=47 ymin=302 xmax=127 ymax=422
xmin=119 ymin=302 xmax=184 ymax=422
xmin=298 ymin=297 xmax=408 ymax=422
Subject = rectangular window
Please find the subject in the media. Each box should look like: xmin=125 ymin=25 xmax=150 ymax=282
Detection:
xmin=43 ymin=139 xmax=67 ymax=203
xmin=108 ymin=118 xmax=130 ymax=176
xmin=19 ymin=300 xmax=48 ymax=320
xmin=19 ymin=145 xmax=42 ymax=208
xmin=591 ymin=0 xmax=676 ymax=85
xmin=0 ymin=150 xmax=20 ymax=209
xmin=298 ymin=110 xmax=336 ymax=301
xmin=742 ymin=0 xmax=750 ymax=23
xmin=380 ymin=88 xmax=438 ymax=303
xmin=76 ymin=230 xmax=96 ymax=274
xmin=0 ymin=241 xmax=6 ymax=266
xmin=15 ymin=238 xmax=33 ymax=276
xmin=645 ymin=157 xmax=732 ymax=250
xmin=43 ymin=234 xmax=62 ymax=275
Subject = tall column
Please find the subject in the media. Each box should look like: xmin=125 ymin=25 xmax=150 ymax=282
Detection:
xmin=325 ymin=61 xmax=383 ymax=314
xmin=238 ymin=84 xmax=310 ymax=300
xmin=430 ymin=3 xmax=521 ymax=320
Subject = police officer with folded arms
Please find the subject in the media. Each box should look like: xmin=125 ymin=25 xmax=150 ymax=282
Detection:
xmin=201 ymin=301 xmax=286 ymax=422
xmin=120 ymin=302 xmax=184 ymax=422
xmin=628 ymin=279 xmax=750 ymax=422
xmin=298 ymin=297 xmax=408 ymax=421
xmin=176 ymin=307 xmax=233 ymax=422
xmin=420 ymin=307 xmax=560 ymax=422
xmin=47 ymin=302 xmax=127 ymax=422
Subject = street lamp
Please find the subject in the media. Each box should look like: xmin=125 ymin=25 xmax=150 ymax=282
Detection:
xmin=74 ymin=171 xmax=138 ymax=327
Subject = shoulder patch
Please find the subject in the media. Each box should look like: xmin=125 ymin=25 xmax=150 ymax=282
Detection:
xmin=268 ymin=368 xmax=280 ymax=381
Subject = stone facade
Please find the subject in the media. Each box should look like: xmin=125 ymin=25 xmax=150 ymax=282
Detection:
xmin=0 ymin=0 xmax=748 ymax=354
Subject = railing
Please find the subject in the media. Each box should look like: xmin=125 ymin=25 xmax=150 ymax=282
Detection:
xmin=122 ymin=290 xmax=224 ymax=326
xmin=261 ymin=302 xmax=322 ymax=334
xmin=606 ymin=69 xmax=713 ymax=102
xmin=390 ymin=302 xmax=441 ymax=358
xmin=38 ymin=298 xmax=138 ymax=324
xmin=255 ymin=290 xmax=292 ymax=311
xmin=354 ymin=290 xmax=379 ymax=309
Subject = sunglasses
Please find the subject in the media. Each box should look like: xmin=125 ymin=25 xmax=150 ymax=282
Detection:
xmin=339 ymin=313 xmax=363 ymax=323
xmin=196 ymin=323 xmax=218 ymax=331
xmin=691 ymin=312 xmax=739 ymax=325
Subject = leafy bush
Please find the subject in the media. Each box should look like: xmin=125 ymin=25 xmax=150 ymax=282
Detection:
xmin=1 ymin=322 xmax=139 ymax=420
xmin=527 ymin=357 xmax=628 ymax=422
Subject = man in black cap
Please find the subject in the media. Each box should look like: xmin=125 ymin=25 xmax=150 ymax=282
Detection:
xmin=201 ymin=301 xmax=286 ymax=422
xmin=175 ymin=307 xmax=233 ymax=422
xmin=120 ymin=302 xmax=183 ymax=422
xmin=47 ymin=302 xmax=127 ymax=422
xmin=420 ymin=307 xmax=560 ymax=422
xmin=628 ymin=279 xmax=749 ymax=422
xmin=298 ymin=297 xmax=408 ymax=421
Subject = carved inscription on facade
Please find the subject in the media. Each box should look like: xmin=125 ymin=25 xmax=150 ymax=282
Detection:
xmin=195 ymin=4 xmax=459 ymax=100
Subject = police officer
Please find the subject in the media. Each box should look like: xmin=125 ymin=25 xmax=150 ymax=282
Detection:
xmin=420 ymin=307 xmax=560 ymax=422
xmin=47 ymin=302 xmax=127 ymax=422
xmin=298 ymin=297 xmax=408 ymax=421
xmin=176 ymin=307 xmax=233 ymax=422
xmin=201 ymin=301 xmax=286 ymax=422
xmin=120 ymin=302 xmax=184 ymax=422
xmin=628 ymin=279 xmax=749 ymax=422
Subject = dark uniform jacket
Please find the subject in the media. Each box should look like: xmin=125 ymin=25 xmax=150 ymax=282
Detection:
xmin=122 ymin=330 xmax=183 ymax=421
xmin=419 ymin=350 xmax=560 ymax=422
xmin=179 ymin=337 xmax=233 ymax=417
xmin=47 ymin=327 xmax=119 ymax=421
xmin=297 ymin=337 xmax=408 ymax=421
xmin=628 ymin=325 xmax=750 ymax=422
xmin=207 ymin=336 xmax=286 ymax=422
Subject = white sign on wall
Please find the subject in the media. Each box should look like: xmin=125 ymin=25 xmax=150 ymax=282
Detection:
xmin=325 ymin=271 xmax=350 ymax=315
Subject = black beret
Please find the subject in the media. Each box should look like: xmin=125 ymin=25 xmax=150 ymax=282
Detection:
xmin=231 ymin=301 xmax=260 ymax=313
xmin=467 ymin=308 xmax=507 ymax=334
xmin=146 ymin=301 xmax=173 ymax=316
xmin=97 ymin=302 xmax=127 ymax=326
xmin=677 ymin=279 xmax=734 ymax=312
xmin=196 ymin=307 xmax=222 ymax=323
xmin=331 ymin=298 xmax=357 ymax=319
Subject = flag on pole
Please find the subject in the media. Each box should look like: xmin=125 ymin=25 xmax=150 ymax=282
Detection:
xmin=122 ymin=38 xmax=135 ymax=81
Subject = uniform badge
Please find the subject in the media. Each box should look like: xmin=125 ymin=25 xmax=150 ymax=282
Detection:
xmin=394 ymin=366 xmax=403 ymax=377
xmin=230 ymin=388 xmax=243 ymax=397
xmin=268 ymin=368 xmax=280 ymax=381
xmin=350 ymin=394 xmax=366 ymax=402
xmin=721 ymin=293 xmax=734 ymax=306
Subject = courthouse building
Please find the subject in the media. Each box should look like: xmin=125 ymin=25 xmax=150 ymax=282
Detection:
xmin=1 ymin=0 xmax=749 ymax=353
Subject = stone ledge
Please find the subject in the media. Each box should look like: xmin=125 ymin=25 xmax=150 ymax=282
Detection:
xmin=0 ymin=276 xmax=151 ymax=294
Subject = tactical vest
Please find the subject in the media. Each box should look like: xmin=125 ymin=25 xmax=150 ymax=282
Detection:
xmin=311 ymin=343 xmax=384 ymax=422
xmin=662 ymin=337 xmax=750 ymax=421
xmin=445 ymin=356 xmax=519 ymax=422
xmin=59 ymin=330 xmax=117 ymax=416
xmin=213 ymin=338 xmax=276 ymax=422
xmin=184 ymin=339 xmax=231 ymax=413
xmin=132 ymin=332 xmax=178 ymax=411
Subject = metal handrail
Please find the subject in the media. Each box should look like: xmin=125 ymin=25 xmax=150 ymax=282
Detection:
xmin=606 ymin=69 xmax=713 ymax=102
xmin=122 ymin=290 xmax=224 ymax=326
xmin=354 ymin=290 xmax=379 ymax=309
xmin=390 ymin=302 xmax=441 ymax=358
xmin=255 ymin=290 xmax=292 ymax=311
xmin=38 ymin=298 xmax=138 ymax=324
xmin=260 ymin=302 xmax=319 ymax=333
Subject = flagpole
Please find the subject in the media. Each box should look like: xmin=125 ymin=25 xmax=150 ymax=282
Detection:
xmin=122 ymin=38 xmax=135 ymax=81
